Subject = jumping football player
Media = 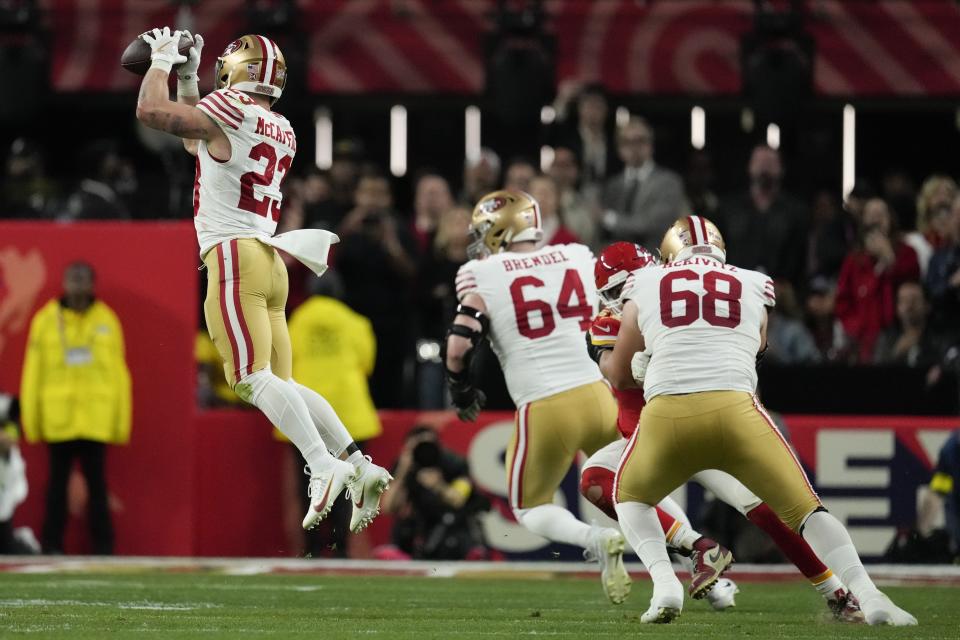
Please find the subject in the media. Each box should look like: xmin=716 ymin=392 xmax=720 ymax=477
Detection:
xmin=584 ymin=240 xmax=863 ymax=620
xmin=444 ymin=190 xmax=630 ymax=604
xmin=600 ymin=216 xmax=916 ymax=625
xmin=134 ymin=28 xmax=391 ymax=532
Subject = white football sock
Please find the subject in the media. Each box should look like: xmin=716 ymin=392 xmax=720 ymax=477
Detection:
xmin=240 ymin=370 xmax=333 ymax=473
xmin=513 ymin=504 xmax=593 ymax=548
xmin=801 ymin=510 xmax=881 ymax=600
xmin=813 ymin=572 xmax=845 ymax=599
xmin=656 ymin=496 xmax=699 ymax=551
xmin=615 ymin=501 xmax=683 ymax=602
xmin=290 ymin=380 xmax=355 ymax=457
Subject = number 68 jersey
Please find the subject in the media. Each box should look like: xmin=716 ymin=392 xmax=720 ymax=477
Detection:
xmin=456 ymin=243 xmax=602 ymax=406
xmin=193 ymin=88 xmax=296 ymax=257
xmin=623 ymin=256 xmax=776 ymax=401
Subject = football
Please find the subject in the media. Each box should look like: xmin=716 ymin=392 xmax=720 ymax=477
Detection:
xmin=120 ymin=31 xmax=194 ymax=76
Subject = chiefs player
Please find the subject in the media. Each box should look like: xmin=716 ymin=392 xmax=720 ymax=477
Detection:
xmin=601 ymin=216 xmax=915 ymax=625
xmin=135 ymin=28 xmax=391 ymax=532
xmin=584 ymin=241 xmax=865 ymax=621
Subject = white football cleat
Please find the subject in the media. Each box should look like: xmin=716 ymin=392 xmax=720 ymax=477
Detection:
xmin=301 ymin=459 xmax=356 ymax=530
xmin=640 ymin=584 xmax=684 ymax=624
xmin=860 ymin=592 xmax=917 ymax=626
xmin=346 ymin=457 xmax=393 ymax=533
xmin=706 ymin=578 xmax=739 ymax=610
xmin=584 ymin=526 xmax=631 ymax=605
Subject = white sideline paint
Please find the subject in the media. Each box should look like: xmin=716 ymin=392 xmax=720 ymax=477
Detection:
xmin=3 ymin=556 xmax=960 ymax=585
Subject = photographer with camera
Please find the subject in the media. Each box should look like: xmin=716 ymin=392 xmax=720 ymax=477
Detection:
xmin=381 ymin=425 xmax=488 ymax=560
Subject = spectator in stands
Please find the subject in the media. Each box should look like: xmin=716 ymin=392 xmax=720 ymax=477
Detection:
xmin=415 ymin=206 xmax=471 ymax=408
xmin=873 ymin=282 xmax=945 ymax=368
xmin=684 ymin=149 xmax=718 ymax=218
xmin=1 ymin=138 xmax=58 ymax=219
xmin=461 ymin=148 xmax=501 ymax=206
xmin=926 ymin=193 xmax=960 ymax=335
xmin=882 ymin=168 xmax=918 ymax=233
xmin=548 ymin=146 xmax=598 ymax=249
xmin=601 ymin=116 xmax=687 ymax=248
xmin=907 ymin=175 xmax=957 ymax=277
xmin=529 ymin=174 xmax=579 ymax=247
xmin=288 ymin=270 xmax=381 ymax=556
xmin=835 ymin=198 xmax=920 ymax=362
xmin=300 ymin=168 xmax=338 ymax=231
xmin=381 ymin=425 xmax=488 ymax=560
xmin=552 ymin=82 xmax=620 ymax=189
xmin=337 ymin=171 xmax=417 ymax=408
xmin=503 ymin=158 xmax=537 ymax=193
xmin=807 ymin=188 xmax=851 ymax=282
xmin=60 ymin=141 xmax=134 ymax=221
xmin=805 ymin=276 xmax=855 ymax=364
xmin=845 ymin=182 xmax=875 ymax=230
xmin=715 ymin=144 xmax=807 ymax=287
xmin=410 ymin=172 xmax=454 ymax=255
xmin=20 ymin=262 xmax=131 ymax=554
xmin=765 ymin=282 xmax=820 ymax=364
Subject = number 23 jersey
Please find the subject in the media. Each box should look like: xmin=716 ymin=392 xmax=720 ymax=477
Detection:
xmin=456 ymin=243 xmax=602 ymax=406
xmin=623 ymin=256 xmax=775 ymax=401
xmin=193 ymin=88 xmax=296 ymax=257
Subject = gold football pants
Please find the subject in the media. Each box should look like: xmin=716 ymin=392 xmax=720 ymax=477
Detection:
xmin=614 ymin=390 xmax=821 ymax=532
xmin=506 ymin=381 xmax=620 ymax=509
xmin=202 ymin=238 xmax=291 ymax=388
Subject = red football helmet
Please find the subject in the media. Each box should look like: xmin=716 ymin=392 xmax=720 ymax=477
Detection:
xmin=594 ymin=241 xmax=657 ymax=312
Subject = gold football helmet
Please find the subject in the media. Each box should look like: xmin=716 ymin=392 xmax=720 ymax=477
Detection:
xmin=468 ymin=190 xmax=543 ymax=259
xmin=214 ymin=35 xmax=287 ymax=104
xmin=659 ymin=215 xmax=726 ymax=263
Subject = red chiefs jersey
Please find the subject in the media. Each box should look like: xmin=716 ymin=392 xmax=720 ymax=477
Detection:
xmin=588 ymin=310 xmax=646 ymax=438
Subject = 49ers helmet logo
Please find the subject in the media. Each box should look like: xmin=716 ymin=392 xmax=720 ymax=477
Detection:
xmin=222 ymin=39 xmax=244 ymax=56
xmin=477 ymin=196 xmax=507 ymax=215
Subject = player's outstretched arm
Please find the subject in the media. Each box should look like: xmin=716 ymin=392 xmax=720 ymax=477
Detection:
xmin=174 ymin=31 xmax=204 ymax=156
xmin=444 ymin=293 xmax=489 ymax=422
xmin=135 ymin=28 xmax=221 ymax=143
xmin=600 ymin=300 xmax=646 ymax=390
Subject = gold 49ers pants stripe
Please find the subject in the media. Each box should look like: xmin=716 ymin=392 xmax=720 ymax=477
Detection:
xmin=218 ymin=239 xmax=255 ymax=381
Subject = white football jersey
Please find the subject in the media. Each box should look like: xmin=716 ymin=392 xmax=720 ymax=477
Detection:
xmin=193 ymin=88 xmax=296 ymax=256
xmin=456 ymin=243 xmax=602 ymax=406
xmin=623 ymin=256 xmax=775 ymax=401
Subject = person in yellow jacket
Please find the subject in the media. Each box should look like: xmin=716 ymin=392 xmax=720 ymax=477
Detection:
xmin=283 ymin=271 xmax=381 ymax=556
xmin=19 ymin=262 xmax=131 ymax=554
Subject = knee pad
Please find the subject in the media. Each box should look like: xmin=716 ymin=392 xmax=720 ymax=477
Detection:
xmin=580 ymin=466 xmax=617 ymax=520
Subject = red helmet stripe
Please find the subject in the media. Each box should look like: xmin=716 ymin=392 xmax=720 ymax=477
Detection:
xmin=687 ymin=216 xmax=702 ymax=245
xmin=267 ymin=38 xmax=279 ymax=86
xmin=254 ymin=35 xmax=269 ymax=82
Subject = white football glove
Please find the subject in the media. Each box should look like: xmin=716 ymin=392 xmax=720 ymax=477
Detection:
xmin=177 ymin=31 xmax=203 ymax=97
xmin=142 ymin=27 xmax=187 ymax=74
xmin=631 ymin=351 xmax=650 ymax=385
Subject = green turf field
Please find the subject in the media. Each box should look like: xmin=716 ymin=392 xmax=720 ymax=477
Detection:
xmin=0 ymin=572 xmax=956 ymax=639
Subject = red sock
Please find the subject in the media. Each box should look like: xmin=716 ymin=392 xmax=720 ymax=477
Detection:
xmin=747 ymin=503 xmax=828 ymax=579
xmin=579 ymin=466 xmax=677 ymax=533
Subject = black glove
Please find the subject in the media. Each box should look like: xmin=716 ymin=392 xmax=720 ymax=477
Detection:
xmin=448 ymin=371 xmax=486 ymax=422
xmin=585 ymin=330 xmax=613 ymax=365
xmin=755 ymin=344 xmax=769 ymax=369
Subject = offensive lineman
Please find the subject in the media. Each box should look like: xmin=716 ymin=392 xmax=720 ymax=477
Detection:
xmin=134 ymin=28 xmax=391 ymax=532
xmin=601 ymin=216 xmax=916 ymax=625
xmin=584 ymin=240 xmax=863 ymax=621
xmin=444 ymin=191 xmax=630 ymax=604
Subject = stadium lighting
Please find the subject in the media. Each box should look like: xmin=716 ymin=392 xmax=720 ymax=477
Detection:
xmin=843 ymin=104 xmax=856 ymax=201
xmin=766 ymin=123 xmax=780 ymax=150
xmin=540 ymin=145 xmax=555 ymax=172
xmin=465 ymin=106 xmax=481 ymax=164
xmin=540 ymin=106 xmax=556 ymax=125
xmin=314 ymin=109 xmax=332 ymax=170
xmin=616 ymin=106 xmax=630 ymax=127
xmin=390 ymin=105 xmax=407 ymax=177
xmin=691 ymin=106 xmax=706 ymax=150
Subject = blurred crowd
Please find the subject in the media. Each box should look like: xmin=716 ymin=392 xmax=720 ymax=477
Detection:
xmin=5 ymin=83 xmax=960 ymax=409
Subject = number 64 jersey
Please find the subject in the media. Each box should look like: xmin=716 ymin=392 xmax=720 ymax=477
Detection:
xmin=623 ymin=256 xmax=775 ymax=402
xmin=193 ymin=88 xmax=296 ymax=257
xmin=456 ymin=243 xmax=602 ymax=406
